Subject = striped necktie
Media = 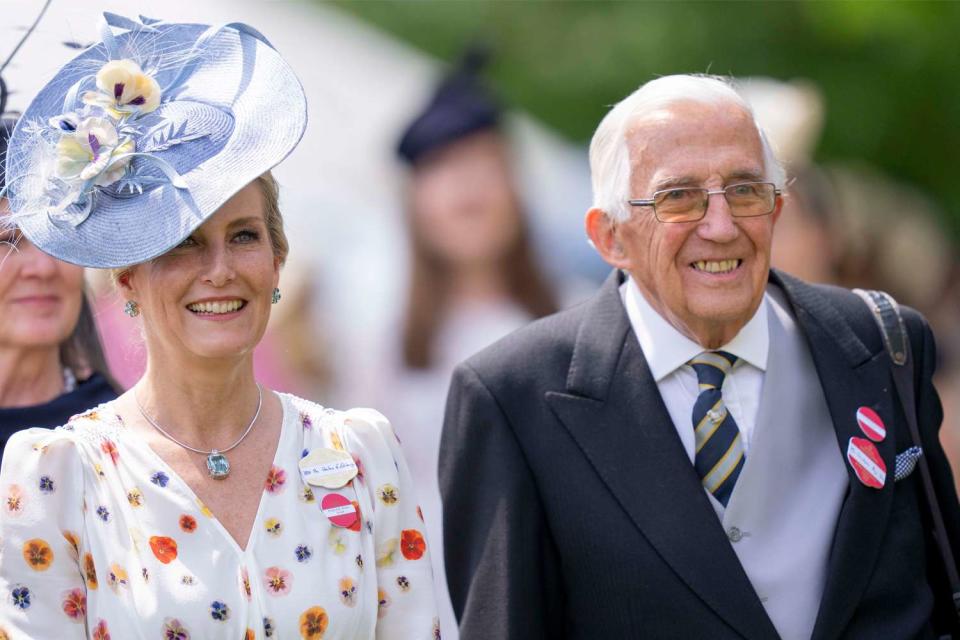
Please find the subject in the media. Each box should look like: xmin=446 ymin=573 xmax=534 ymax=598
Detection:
xmin=689 ymin=351 xmax=745 ymax=507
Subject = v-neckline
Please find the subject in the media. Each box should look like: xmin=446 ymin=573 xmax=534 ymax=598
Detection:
xmin=111 ymin=391 xmax=291 ymax=554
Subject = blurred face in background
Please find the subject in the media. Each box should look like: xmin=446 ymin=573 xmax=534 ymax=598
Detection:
xmin=0 ymin=199 xmax=86 ymax=352
xmin=770 ymin=183 xmax=835 ymax=284
xmin=121 ymin=182 xmax=280 ymax=364
xmin=409 ymin=130 xmax=521 ymax=268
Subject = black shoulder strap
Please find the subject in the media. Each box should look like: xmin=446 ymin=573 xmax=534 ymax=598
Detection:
xmin=854 ymin=288 xmax=960 ymax=620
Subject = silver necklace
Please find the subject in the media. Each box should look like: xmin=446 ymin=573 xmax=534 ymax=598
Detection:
xmin=134 ymin=384 xmax=262 ymax=480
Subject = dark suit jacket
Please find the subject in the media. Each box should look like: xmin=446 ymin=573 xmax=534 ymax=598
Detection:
xmin=439 ymin=269 xmax=960 ymax=639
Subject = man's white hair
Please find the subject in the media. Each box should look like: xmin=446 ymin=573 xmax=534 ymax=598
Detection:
xmin=589 ymin=74 xmax=786 ymax=222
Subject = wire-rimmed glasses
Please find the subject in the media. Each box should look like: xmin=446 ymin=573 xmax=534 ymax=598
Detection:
xmin=628 ymin=181 xmax=781 ymax=223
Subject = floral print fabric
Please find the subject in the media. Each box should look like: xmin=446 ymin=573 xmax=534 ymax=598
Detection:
xmin=0 ymin=394 xmax=437 ymax=639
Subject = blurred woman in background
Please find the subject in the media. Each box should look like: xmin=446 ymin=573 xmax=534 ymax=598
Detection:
xmin=381 ymin=48 xmax=558 ymax=638
xmin=0 ymin=115 xmax=117 ymax=456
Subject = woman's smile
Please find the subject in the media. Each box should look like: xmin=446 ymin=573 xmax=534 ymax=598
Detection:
xmin=185 ymin=297 xmax=249 ymax=320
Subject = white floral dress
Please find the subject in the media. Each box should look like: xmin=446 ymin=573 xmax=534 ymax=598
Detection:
xmin=0 ymin=393 xmax=438 ymax=639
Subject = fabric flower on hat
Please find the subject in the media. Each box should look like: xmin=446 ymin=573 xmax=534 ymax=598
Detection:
xmin=48 ymin=112 xmax=81 ymax=133
xmin=82 ymin=60 xmax=161 ymax=116
xmin=54 ymin=117 xmax=133 ymax=187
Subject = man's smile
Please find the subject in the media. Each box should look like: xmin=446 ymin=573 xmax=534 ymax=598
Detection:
xmin=691 ymin=259 xmax=742 ymax=274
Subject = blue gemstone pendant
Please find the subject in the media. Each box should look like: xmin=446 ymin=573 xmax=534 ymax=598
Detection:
xmin=206 ymin=451 xmax=230 ymax=479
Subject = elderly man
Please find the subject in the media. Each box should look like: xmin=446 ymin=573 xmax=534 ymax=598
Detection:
xmin=439 ymin=75 xmax=960 ymax=639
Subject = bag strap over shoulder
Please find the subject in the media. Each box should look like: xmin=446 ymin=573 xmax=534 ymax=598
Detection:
xmin=853 ymin=288 xmax=960 ymax=621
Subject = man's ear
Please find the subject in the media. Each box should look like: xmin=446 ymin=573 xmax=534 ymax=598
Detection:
xmin=771 ymin=193 xmax=785 ymax=225
xmin=585 ymin=207 xmax=629 ymax=269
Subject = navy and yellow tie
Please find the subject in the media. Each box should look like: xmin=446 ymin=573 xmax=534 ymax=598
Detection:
xmin=689 ymin=351 xmax=745 ymax=507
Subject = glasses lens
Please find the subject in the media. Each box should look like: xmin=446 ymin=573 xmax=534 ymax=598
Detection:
xmin=725 ymin=182 xmax=775 ymax=217
xmin=653 ymin=188 xmax=706 ymax=222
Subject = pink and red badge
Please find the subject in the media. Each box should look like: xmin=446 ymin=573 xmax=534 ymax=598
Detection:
xmin=321 ymin=493 xmax=358 ymax=528
xmin=856 ymin=406 xmax=886 ymax=442
xmin=847 ymin=437 xmax=886 ymax=489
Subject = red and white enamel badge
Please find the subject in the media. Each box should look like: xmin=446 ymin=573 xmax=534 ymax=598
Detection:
xmin=847 ymin=437 xmax=886 ymax=489
xmin=321 ymin=492 xmax=358 ymax=528
xmin=856 ymin=406 xmax=886 ymax=442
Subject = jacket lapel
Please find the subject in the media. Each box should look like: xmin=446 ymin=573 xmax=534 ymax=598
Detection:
xmin=545 ymin=271 xmax=780 ymax=640
xmin=773 ymin=271 xmax=897 ymax=640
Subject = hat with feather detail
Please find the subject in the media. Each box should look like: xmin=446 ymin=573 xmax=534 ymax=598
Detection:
xmin=2 ymin=13 xmax=307 ymax=268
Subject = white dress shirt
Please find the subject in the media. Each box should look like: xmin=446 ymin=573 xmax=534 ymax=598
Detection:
xmin=619 ymin=277 xmax=769 ymax=463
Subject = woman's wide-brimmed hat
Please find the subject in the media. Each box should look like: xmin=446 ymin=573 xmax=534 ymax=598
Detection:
xmin=2 ymin=13 xmax=307 ymax=268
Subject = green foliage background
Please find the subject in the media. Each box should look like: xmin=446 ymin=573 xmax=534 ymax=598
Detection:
xmin=332 ymin=0 xmax=960 ymax=239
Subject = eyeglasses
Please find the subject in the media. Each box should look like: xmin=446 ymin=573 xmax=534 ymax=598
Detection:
xmin=628 ymin=181 xmax=781 ymax=223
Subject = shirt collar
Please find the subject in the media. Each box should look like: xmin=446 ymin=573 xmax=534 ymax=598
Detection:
xmin=620 ymin=275 xmax=769 ymax=382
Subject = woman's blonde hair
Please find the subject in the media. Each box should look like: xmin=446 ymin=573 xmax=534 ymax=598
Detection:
xmin=256 ymin=171 xmax=288 ymax=266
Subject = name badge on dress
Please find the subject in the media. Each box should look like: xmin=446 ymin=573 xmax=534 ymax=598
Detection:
xmin=321 ymin=492 xmax=358 ymax=528
xmin=298 ymin=448 xmax=358 ymax=488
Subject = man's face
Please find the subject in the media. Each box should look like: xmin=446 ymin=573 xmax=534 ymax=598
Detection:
xmin=609 ymin=101 xmax=780 ymax=346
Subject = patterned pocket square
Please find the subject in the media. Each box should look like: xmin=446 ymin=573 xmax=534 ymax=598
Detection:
xmin=894 ymin=446 xmax=923 ymax=481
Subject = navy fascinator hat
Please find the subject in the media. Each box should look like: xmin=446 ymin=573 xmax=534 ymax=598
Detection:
xmin=3 ymin=13 xmax=307 ymax=268
xmin=397 ymin=45 xmax=501 ymax=165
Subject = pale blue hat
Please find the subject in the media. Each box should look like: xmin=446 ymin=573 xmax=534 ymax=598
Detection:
xmin=2 ymin=13 xmax=307 ymax=268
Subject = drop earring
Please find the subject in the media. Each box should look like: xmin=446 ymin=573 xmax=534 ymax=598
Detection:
xmin=271 ymin=288 xmax=281 ymax=304
xmin=124 ymin=300 xmax=140 ymax=317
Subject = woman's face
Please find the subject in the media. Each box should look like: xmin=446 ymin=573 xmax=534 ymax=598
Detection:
xmin=410 ymin=131 xmax=521 ymax=267
xmin=123 ymin=183 xmax=280 ymax=363
xmin=0 ymin=198 xmax=86 ymax=351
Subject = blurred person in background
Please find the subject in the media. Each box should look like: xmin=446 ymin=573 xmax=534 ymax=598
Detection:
xmin=0 ymin=108 xmax=117 ymax=458
xmin=743 ymin=77 xmax=960 ymax=491
xmin=380 ymin=47 xmax=558 ymax=638
xmin=826 ymin=165 xmax=960 ymax=488
xmin=737 ymin=77 xmax=836 ymax=287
